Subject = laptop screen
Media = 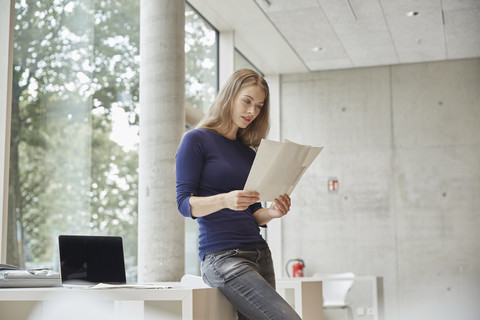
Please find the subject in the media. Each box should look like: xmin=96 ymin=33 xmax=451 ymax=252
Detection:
xmin=58 ymin=235 xmax=127 ymax=285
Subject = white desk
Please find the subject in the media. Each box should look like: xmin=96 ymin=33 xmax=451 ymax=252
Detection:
xmin=0 ymin=285 xmax=235 ymax=320
xmin=276 ymin=278 xmax=324 ymax=320
xmin=278 ymin=276 xmax=383 ymax=320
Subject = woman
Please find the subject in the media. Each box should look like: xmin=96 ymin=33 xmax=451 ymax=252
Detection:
xmin=176 ymin=68 xmax=301 ymax=319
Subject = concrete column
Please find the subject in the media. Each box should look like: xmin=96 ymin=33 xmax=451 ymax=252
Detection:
xmin=0 ymin=0 xmax=14 ymax=263
xmin=138 ymin=0 xmax=185 ymax=282
xmin=219 ymin=30 xmax=235 ymax=88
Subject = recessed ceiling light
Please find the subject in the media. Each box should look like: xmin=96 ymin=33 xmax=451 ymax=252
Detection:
xmin=312 ymin=46 xmax=325 ymax=52
xmin=406 ymin=11 xmax=420 ymax=17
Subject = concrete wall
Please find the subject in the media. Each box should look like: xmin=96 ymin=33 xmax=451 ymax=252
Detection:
xmin=279 ymin=58 xmax=480 ymax=320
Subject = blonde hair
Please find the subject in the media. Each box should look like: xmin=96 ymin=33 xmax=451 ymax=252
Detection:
xmin=196 ymin=68 xmax=270 ymax=149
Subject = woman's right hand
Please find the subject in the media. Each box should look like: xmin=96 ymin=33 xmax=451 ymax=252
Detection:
xmin=224 ymin=190 xmax=260 ymax=211
xmin=189 ymin=190 xmax=260 ymax=217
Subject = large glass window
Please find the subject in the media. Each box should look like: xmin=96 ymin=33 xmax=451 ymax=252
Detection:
xmin=7 ymin=0 xmax=140 ymax=277
xmin=184 ymin=3 xmax=218 ymax=274
xmin=7 ymin=0 xmax=218 ymax=280
xmin=185 ymin=3 xmax=217 ymax=115
xmin=234 ymin=49 xmax=262 ymax=75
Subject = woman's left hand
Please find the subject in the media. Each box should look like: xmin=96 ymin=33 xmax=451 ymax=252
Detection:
xmin=252 ymin=194 xmax=292 ymax=225
xmin=267 ymin=194 xmax=291 ymax=218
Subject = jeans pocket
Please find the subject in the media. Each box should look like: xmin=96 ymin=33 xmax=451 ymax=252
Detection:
xmin=202 ymin=249 xmax=248 ymax=286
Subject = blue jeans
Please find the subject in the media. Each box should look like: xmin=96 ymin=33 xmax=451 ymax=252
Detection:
xmin=201 ymin=246 xmax=301 ymax=320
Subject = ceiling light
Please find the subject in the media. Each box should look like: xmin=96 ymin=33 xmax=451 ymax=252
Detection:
xmin=312 ymin=46 xmax=325 ymax=52
xmin=406 ymin=11 xmax=420 ymax=17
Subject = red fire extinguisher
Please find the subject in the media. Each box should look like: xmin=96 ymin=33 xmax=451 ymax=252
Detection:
xmin=286 ymin=258 xmax=305 ymax=278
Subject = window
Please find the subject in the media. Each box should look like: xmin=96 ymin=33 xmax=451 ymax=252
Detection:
xmin=7 ymin=0 xmax=219 ymax=279
xmin=234 ymin=49 xmax=263 ymax=75
xmin=184 ymin=3 xmax=218 ymax=274
xmin=7 ymin=0 xmax=140 ymax=279
xmin=185 ymin=3 xmax=218 ymax=115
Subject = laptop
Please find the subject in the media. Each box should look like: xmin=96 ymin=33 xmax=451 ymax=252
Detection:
xmin=58 ymin=235 xmax=127 ymax=287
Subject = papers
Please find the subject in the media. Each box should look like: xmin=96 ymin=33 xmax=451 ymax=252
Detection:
xmin=87 ymin=283 xmax=173 ymax=290
xmin=0 ymin=269 xmax=60 ymax=280
xmin=0 ymin=265 xmax=61 ymax=287
xmin=244 ymin=139 xmax=323 ymax=202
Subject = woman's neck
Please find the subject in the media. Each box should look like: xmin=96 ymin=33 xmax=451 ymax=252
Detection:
xmin=222 ymin=126 xmax=238 ymax=140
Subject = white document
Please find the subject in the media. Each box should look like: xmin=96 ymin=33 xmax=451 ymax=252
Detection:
xmin=86 ymin=283 xmax=173 ymax=290
xmin=244 ymin=139 xmax=323 ymax=202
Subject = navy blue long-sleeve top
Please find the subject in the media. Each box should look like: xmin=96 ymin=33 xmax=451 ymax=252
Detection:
xmin=175 ymin=128 xmax=266 ymax=260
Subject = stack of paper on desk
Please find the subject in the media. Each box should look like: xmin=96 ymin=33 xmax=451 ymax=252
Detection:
xmin=87 ymin=283 xmax=173 ymax=290
xmin=0 ymin=264 xmax=61 ymax=287
xmin=244 ymin=139 xmax=323 ymax=202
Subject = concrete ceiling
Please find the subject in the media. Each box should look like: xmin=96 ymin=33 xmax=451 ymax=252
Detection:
xmin=188 ymin=0 xmax=480 ymax=75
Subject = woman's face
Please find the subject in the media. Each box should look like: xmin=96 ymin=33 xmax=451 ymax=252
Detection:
xmin=230 ymin=85 xmax=265 ymax=133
